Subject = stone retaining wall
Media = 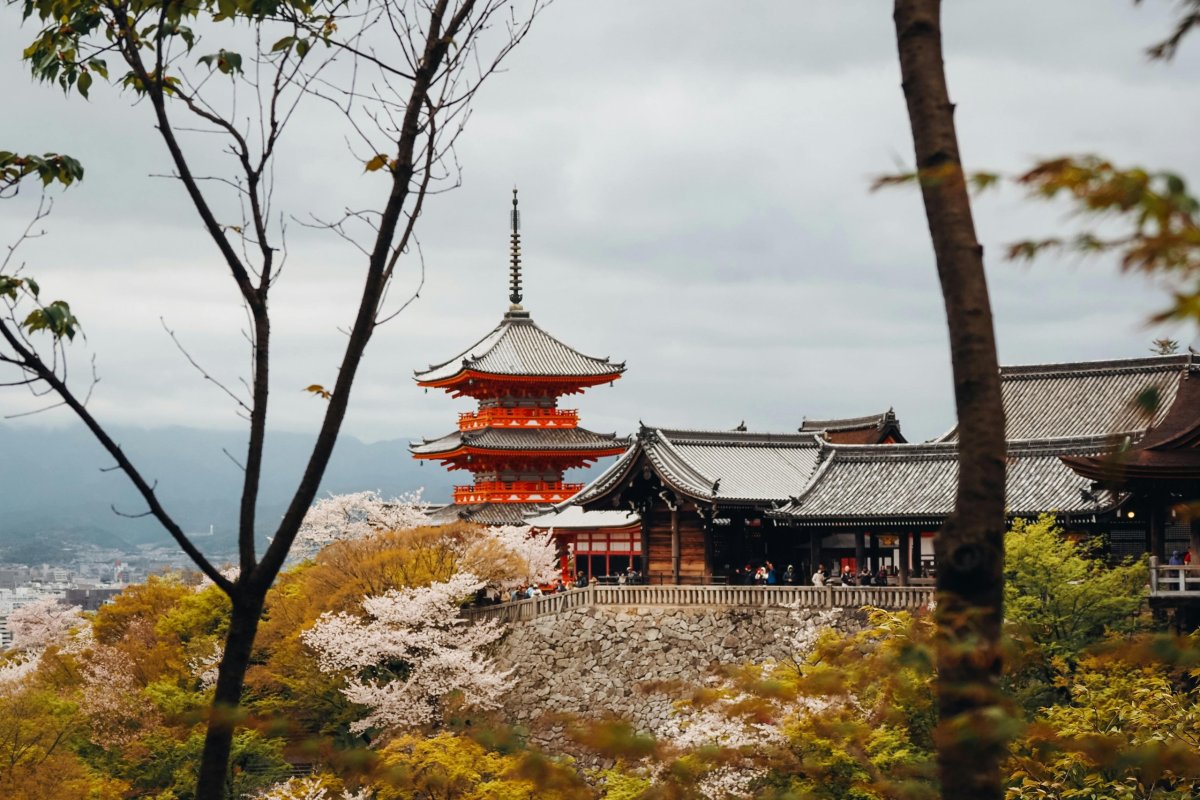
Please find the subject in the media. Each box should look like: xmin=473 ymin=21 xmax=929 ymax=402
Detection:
xmin=492 ymin=603 xmax=866 ymax=747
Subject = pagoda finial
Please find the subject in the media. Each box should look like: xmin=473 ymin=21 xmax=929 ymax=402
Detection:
xmin=509 ymin=187 xmax=523 ymax=307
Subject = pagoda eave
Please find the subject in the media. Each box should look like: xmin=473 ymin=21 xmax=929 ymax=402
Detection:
xmin=412 ymin=445 xmax=628 ymax=465
xmin=1062 ymin=455 xmax=1200 ymax=487
xmin=416 ymin=369 xmax=623 ymax=397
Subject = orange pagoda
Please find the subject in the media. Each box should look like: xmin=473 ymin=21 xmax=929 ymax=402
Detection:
xmin=412 ymin=190 xmax=628 ymax=525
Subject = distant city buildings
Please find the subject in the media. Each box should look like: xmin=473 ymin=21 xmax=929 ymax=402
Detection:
xmin=0 ymin=538 xmax=230 ymax=650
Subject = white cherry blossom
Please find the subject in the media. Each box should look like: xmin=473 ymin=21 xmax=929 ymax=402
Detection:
xmin=302 ymin=572 xmax=510 ymax=733
xmin=295 ymin=490 xmax=430 ymax=557
xmin=6 ymin=597 xmax=85 ymax=652
xmin=251 ymin=776 xmax=373 ymax=800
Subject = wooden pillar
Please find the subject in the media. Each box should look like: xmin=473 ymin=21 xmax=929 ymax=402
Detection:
xmin=703 ymin=512 xmax=714 ymax=580
xmin=898 ymin=530 xmax=910 ymax=586
xmin=1149 ymin=495 xmax=1166 ymax=563
xmin=639 ymin=506 xmax=651 ymax=576
xmin=1190 ymin=516 xmax=1200 ymax=566
xmin=869 ymin=532 xmax=879 ymax=572
xmin=670 ymin=504 xmax=680 ymax=585
xmin=809 ymin=530 xmax=822 ymax=580
xmin=911 ymin=530 xmax=923 ymax=577
xmin=854 ymin=530 xmax=865 ymax=572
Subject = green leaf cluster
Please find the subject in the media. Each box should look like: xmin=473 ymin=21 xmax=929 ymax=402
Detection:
xmin=0 ymin=274 xmax=83 ymax=341
xmin=0 ymin=150 xmax=83 ymax=193
xmin=14 ymin=0 xmax=327 ymax=102
xmin=1011 ymin=156 xmax=1200 ymax=325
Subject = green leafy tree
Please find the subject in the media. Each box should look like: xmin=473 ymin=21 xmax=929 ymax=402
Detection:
xmin=1005 ymin=516 xmax=1146 ymax=662
xmin=1003 ymin=516 xmax=1147 ymax=712
xmin=2 ymin=0 xmax=549 ymax=796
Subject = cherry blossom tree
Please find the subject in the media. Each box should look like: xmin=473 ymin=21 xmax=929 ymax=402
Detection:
xmin=297 ymin=490 xmax=558 ymax=589
xmin=301 ymin=572 xmax=509 ymax=733
xmin=6 ymin=0 xmax=550 ymax=790
xmin=6 ymin=597 xmax=85 ymax=653
xmin=0 ymin=598 xmax=87 ymax=687
xmin=251 ymin=776 xmax=373 ymax=800
xmin=294 ymin=491 xmax=431 ymax=558
xmin=460 ymin=523 xmax=560 ymax=590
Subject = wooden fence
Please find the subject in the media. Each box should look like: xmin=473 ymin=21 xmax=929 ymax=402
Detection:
xmin=1148 ymin=557 xmax=1200 ymax=597
xmin=461 ymin=584 xmax=935 ymax=625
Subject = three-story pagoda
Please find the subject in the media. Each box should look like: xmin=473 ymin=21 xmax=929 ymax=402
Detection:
xmin=412 ymin=191 xmax=628 ymax=525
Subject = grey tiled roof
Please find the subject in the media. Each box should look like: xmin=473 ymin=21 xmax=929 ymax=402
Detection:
xmin=800 ymin=409 xmax=905 ymax=444
xmin=526 ymin=507 xmax=640 ymax=530
xmin=774 ymin=437 xmax=1121 ymax=524
xmin=425 ymin=502 xmax=548 ymax=526
xmin=937 ymin=354 xmax=1195 ymax=442
xmin=799 ymin=410 xmax=896 ymax=432
xmin=411 ymin=427 xmax=627 ymax=456
xmin=414 ymin=309 xmax=625 ymax=382
xmin=572 ymin=426 xmax=823 ymax=506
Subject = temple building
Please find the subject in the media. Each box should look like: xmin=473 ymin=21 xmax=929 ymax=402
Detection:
xmin=569 ymin=353 xmax=1200 ymax=585
xmin=405 ymin=197 xmax=1198 ymax=584
xmin=411 ymin=191 xmax=628 ymax=525
xmin=568 ymin=420 xmax=895 ymax=583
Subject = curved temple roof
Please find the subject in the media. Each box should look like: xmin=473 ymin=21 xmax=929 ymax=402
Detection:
xmin=425 ymin=502 xmax=544 ymax=526
xmin=415 ymin=309 xmax=625 ymax=385
xmin=411 ymin=426 xmax=628 ymax=458
xmin=937 ymin=354 xmax=1195 ymax=442
xmin=572 ymin=426 xmax=824 ymax=506
xmin=526 ymin=507 xmax=641 ymax=530
xmin=800 ymin=409 xmax=905 ymax=444
xmin=1063 ymin=367 xmax=1200 ymax=485
xmin=773 ymin=436 xmax=1122 ymax=525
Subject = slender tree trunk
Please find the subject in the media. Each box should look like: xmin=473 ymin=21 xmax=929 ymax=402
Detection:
xmin=195 ymin=593 xmax=264 ymax=800
xmin=892 ymin=2 xmax=1008 ymax=798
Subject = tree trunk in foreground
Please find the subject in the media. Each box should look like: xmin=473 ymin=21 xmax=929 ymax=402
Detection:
xmin=892 ymin=2 xmax=1009 ymax=798
xmin=195 ymin=594 xmax=265 ymax=798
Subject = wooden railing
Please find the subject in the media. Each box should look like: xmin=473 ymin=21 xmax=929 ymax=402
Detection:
xmin=464 ymin=589 xmax=595 ymax=624
xmin=461 ymin=584 xmax=935 ymax=624
xmin=458 ymin=407 xmax=579 ymax=430
xmin=453 ymin=481 xmax=584 ymax=504
xmin=1148 ymin=557 xmax=1200 ymax=597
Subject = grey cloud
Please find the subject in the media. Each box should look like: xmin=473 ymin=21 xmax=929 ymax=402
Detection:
xmin=2 ymin=1 xmax=1199 ymax=458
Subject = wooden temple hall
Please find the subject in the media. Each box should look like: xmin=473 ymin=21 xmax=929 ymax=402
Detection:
xmin=411 ymin=193 xmax=1200 ymax=585
xmin=560 ymin=354 xmax=1200 ymax=585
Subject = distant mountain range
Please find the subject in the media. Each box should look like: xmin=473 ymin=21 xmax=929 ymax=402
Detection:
xmin=0 ymin=423 xmax=616 ymax=564
xmin=0 ymin=423 xmax=458 ymax=563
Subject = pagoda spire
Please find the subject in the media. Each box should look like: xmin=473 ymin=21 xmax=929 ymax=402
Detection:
xmin=508 ymin=187 xmax=523 ymax=307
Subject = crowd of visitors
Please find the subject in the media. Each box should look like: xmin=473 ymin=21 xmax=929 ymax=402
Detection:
xmin=474 ymin=566 xmax=645 ymax=605
xmin=729 ymin=561 xmax=899 ymax=587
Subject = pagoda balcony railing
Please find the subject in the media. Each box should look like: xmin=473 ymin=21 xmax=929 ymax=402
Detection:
xmin=458 ymin=407 xmax=579 ymax=431
xmin=453 ymin=480 xmax=584 ymax=504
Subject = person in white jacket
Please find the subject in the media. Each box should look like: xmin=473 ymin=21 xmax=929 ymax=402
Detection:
xmin=811 ymin=565 xmax=827 ymax=586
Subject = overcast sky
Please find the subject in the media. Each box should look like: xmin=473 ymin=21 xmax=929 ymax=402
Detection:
xmin=2 ymin=0 xmax=1199 ymax=452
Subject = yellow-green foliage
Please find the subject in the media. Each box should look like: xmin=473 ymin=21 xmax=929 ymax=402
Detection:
xmin=773 ymin=609 xmax=938 ymax=800
xmin=373 ymin=732 xmax=560 ymax=800
xmin=2 ymin=514 xmax=1191 ymax=800
xmin=1008 ymin=647 xmax=1200 ymax=799
xmin=247 ymin=523 xmax=484 ymax=741
xmin=1005 ymin=515 xmax=1146 ymax=660
xmin=597 ymin=768 xmax=652 ymax=800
